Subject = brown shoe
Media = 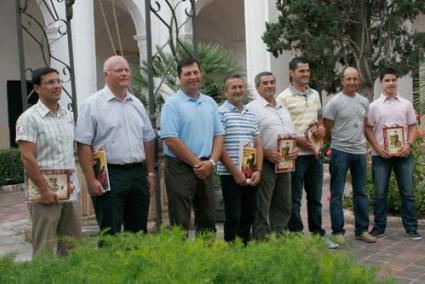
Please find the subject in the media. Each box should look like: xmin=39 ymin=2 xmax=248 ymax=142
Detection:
xmin=355 ymin=232 xmax=377 ymax=243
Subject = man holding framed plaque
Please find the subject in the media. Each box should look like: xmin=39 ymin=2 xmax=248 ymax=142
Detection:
xmin=246 ymin=71 xmax=297 ymax=240
xmin=16 ymin=67 xmax=81 ymax=256
xmin=278 ymin=57 xmax=337 ymax=249
xmin=365 ymin=67 xmax=421 ymax=240
xmin=218 ymin=75 xmax=263 ymax=244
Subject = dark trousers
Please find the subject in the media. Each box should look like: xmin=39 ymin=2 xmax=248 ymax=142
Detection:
xmin=220 ymin=175 xmax=257 ymax=244
xmin=92 ymin=163 xmax=150 ymax=235
xmin=252 ymin=160 xmax=291 ymax=240
xmin=372 ymin=155 xmax=418 ymax=234
xmin=329 ymin=149 xmax=369 ymax=236
xmin=288 ymin=155 xmax=325 ymax=235
xmin=165 ymin=157 xmax=216 ymax=233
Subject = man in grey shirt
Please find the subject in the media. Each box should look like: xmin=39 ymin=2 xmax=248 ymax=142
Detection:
xmin=323 ymin=67 xmax=376 ymax=244
xmin=75 ymin=55 xmax=156 ymax=235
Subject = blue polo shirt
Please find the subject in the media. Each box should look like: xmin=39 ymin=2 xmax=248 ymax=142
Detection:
xmin=160 ymin=89 xmax=224 ymax=158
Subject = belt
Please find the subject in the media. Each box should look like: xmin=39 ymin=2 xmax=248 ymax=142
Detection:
xmin=107 ymin=162 xmax=144 ymax=169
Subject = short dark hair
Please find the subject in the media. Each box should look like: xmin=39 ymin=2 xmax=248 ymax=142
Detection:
xmin=254 ymin=71 xmax=274 ymax=87
xmin=380 ymin=67 xmax=398 ymax=81
xmin=32 ymin=67 xmax=59 ymax=86
xmin=289 ymin=57 xmax=308 ymax=71
xmin=224 ymin=74 xmax=243 ymax=91
xmin=177 ymin=57 xmax=201 ymax=77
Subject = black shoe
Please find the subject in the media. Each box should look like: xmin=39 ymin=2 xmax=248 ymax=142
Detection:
xmin=369 ymin=229 xmax=384 ymax=238
xmin=407 ymin=231 xmax=422 ymax=241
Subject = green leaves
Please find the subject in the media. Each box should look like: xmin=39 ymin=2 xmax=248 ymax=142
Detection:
xmin=0 ymin=148 xmax=23 ymax=186
xmin=0 ymin=228 xmax=390 ymax=283
xmin=264 ymin=0 xmax=425 ymax=100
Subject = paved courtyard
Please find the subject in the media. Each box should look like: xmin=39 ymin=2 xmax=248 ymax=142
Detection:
xmin=0 ymin=170 xmax=424 ymax=283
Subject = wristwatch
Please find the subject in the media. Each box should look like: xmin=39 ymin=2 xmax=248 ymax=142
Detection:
xmin=148 ymin=172 xmax=156 ymax=177
xmin=209 ymin=159 xmax=216 ymax=167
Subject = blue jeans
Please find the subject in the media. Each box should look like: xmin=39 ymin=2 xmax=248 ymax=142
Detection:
xmin=329 ymin=149 xmax=370 ymax=236
xmin=288 ymin=155 xmax=325 ymax=235
xmin=372 ymin=155 xmax=418 ymax=234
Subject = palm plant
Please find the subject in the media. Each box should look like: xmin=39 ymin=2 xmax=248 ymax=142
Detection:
xmin=131 ymin=41 xmax=242 ymax=105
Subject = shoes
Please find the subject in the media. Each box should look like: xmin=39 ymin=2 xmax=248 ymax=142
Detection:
xmin=355 ymin=232 xmax=377 ymax=243
xmin=369 ymin=229 xmax=385 ymax=238
xmin=331 ymin=234 xmax=346 ymax=246
xmin=407 ymin=231 xmax=422 ymax=241
xmin=324 ymin=236 xmax=339 ymax=249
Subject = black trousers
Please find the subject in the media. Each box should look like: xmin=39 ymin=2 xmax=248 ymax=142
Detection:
xmin=220 ymin=175 xmax=257 ymax=244
xmin=165 ymin=157 xmax=216 ymax=233
xmin=92 ymin=163 xmax=150 ymax=235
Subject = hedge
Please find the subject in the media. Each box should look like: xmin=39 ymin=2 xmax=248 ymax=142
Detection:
xmin=0 ymin=148 xmax=24 ymax=186
xmin=0 ymin=228 xmax=394 ymax=283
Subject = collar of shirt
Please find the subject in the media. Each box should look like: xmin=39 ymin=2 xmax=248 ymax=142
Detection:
xmin=177 ymin=89 xmax=208 ymax=103
xmin=257 ymin=94 xmax=283 ymax=109
xmin=103 ymin=85 xmax=133 ymax=102
xmin=288 ymin=84 xmax=313 ymax=97
xmin=36 ymin=99 xmax=67 ymax=118
xmin=223 ymin=100 xmax=247 ymax=113
xmin=380 ymin=93 xmax=400 ymax=102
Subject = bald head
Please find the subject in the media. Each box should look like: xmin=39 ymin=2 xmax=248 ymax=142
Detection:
xmin=103 ymin=55 xmax=129 ymax=73
xmin=340 ymin=66 xmax=359 ymax=96
xmin=103 ymin=55 xmax=131 ymax=92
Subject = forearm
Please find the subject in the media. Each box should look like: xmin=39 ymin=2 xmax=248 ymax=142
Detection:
xmin=77 ymin=143 xmax=96 ymax=182
xmin=220 ymin=150 xmax=240 ymax=176
xmin=210 ymin=135 xmax=224 ymax=162
xmin=164 ymin=137 xmax=200 ymax=167
xmin=408 ymin=125 xmax=417 ymax=145
xmin=365 ymin=126 xmax=380 ymax=150
xmin=143 ymin=140 xmax=155 ymax=173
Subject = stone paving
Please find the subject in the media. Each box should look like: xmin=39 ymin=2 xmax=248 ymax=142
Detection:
xmin=1 ymin=175 xmax=425 ymax=283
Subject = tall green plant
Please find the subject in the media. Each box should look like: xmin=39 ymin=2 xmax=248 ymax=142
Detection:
xmin=131 ymin=41 xmax=242 ymax=104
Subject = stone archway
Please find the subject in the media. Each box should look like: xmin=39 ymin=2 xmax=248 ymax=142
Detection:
xmin=195 ymin=0 xmax=246 ymax=75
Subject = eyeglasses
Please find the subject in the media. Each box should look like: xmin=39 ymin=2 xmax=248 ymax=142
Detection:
xmin=41 ymin=79 xmax=63 ymax=86
xmin=107 ymin=68 xmax=130 ymax=74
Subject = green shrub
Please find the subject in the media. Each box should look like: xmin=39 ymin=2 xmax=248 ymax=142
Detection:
xmin=0 ymin=148 xmax=24 ymax=186
xmin=0 ymin=228 xmax=393 ymax=283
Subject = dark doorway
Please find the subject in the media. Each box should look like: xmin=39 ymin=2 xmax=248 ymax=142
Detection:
xmin=7 ymin=81 xmax=37 ymax=147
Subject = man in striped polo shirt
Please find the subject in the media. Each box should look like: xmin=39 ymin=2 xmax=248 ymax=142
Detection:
xmin=278 ymin=57 xmax=338 ymax=249
xmin=16 ymin=67 xmax=81 ymax=256
xmin=218 ymin=75 xmax=263 ymax=244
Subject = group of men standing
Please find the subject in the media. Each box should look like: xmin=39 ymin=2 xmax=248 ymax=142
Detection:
xmin=16 ymin=54 xmax=421 ymax=256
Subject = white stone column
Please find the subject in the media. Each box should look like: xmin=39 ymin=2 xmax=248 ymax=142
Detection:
xmin=244 ymin=0 xmax=271 ymax=94
xmin=134 ymin=33 xmax=147 ymax=63
xmin=71 ymin=0 xmax=97 ymax=108
xmin=244 ymin=0 xmax=288 ymax=94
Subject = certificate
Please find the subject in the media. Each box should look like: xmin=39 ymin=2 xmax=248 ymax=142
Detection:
xmin=383 ymin=126 xmax=404 ymax=155
xmin=276 ymin=137 xmax=296 ymax=173
xmin=305 ymin=122 xmax=323 ymax=154
xmin=26 ymin=169 xmax=71 ymax=202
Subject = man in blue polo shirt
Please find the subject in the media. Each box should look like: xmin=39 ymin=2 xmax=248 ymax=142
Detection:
xmin=160 ymin=57 xmax=224 ymax=233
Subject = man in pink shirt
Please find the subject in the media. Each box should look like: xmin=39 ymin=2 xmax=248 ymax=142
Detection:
xmin=365 ymin=67 xmax=421 ymax=240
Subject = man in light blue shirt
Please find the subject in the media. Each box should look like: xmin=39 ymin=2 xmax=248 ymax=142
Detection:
xmin=160 ymin=57 xmax=224 ymax=233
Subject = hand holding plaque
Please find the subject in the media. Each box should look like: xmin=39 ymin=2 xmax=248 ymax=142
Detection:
xmin=305 ymin=122 xmax=323 ymax=155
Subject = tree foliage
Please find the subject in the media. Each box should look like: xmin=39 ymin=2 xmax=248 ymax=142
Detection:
xmin=263 ymin=0 xmax=425 ymax=100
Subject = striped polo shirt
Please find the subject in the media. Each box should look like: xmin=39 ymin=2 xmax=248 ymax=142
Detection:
xmin=217 ymin=101 xmax=259 ymax=175
xmin=16 ymin=100 xmax=75 ymax=170
xmin=277 ymin=85 xmax=322 ymax=155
